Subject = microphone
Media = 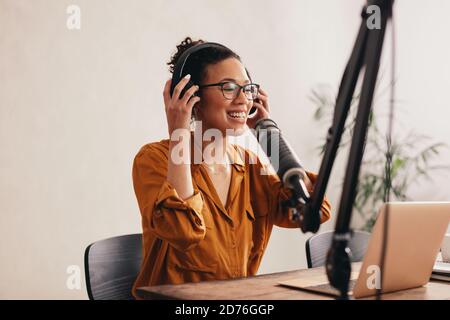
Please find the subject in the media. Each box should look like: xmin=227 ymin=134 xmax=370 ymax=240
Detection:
xmin=251 ymin=118 xmax=310 ymax=206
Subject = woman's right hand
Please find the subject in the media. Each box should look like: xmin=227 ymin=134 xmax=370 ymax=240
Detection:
xmin=163 ymin=74 xmax=200 ymax=136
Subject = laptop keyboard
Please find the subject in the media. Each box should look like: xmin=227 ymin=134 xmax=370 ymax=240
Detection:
xmin=306 ymin=279 xmax=357 ymax=296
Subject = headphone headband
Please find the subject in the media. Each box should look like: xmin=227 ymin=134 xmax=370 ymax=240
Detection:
xmin=169 ymin=42 xmax=230 ymax=97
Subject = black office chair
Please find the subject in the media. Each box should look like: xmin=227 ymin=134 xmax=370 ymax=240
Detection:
xmin=305 ymin=230 xmax=371 ymax=268
xmin=84 ymin=233 xmax=143 ymax=300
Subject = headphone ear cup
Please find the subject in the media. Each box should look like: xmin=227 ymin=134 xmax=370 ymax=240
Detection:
xmin=248 ymin=106 xmax=257 ymax=116
xmin=169 ymin=77 xmax=195 ymax=99
xmin=179 ymin=79 xmax=194 ymax=100
xmin=169 ymin=76 xmax=187 ymax=98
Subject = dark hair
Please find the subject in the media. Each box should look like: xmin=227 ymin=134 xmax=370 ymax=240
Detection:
xmin=167 ymin=37 xmax=243 ymax=86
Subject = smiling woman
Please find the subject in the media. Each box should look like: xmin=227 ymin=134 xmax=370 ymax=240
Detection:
xmin=130 ymin=36 xmax=331 ymax=299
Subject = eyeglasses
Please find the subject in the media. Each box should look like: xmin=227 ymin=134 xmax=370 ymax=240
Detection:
xmin=199 ymin=81 xmax=260 ymax=100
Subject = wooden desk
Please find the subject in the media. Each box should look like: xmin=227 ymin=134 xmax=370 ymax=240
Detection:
xmin=136 ymin=263 xmax=450 ymax=300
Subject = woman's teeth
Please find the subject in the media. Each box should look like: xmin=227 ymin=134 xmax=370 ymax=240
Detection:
xmin=227 ymin=112 xmax=246 ymax=119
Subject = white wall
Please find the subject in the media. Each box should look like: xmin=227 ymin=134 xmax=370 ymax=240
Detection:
xmin=1 ymin=0 xmax=449 ymax=299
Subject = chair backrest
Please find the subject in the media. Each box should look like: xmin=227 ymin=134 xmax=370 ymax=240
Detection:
xmin=84 ymin=233 xmax=143 ymax=300
xmin=305 ymin=230 xmax=371 ymax=268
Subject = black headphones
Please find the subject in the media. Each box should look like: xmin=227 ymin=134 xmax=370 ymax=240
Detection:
xmin=169 ymin=41 xmax=258 ymax=116
xmin=169 ymin=42 xmax=229 ymax=99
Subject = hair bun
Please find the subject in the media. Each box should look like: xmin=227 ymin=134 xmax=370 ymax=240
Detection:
xmin=167 ymin=37 xmax=205 ymax=74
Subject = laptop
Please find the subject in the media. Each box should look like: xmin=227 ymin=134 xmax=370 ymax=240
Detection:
xmin=279 ymin=202 xmax=450 ymax=298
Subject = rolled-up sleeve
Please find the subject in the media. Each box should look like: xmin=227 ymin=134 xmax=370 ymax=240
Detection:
xmin=249 ymin=151 xmax=331 ymax=229
xmin=132 ymin=144 xmax=206 ymax=251
xmin=269 ymin=170 xmax=331 ymax=228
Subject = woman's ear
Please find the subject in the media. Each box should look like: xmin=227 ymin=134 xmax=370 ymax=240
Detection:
xmin=193 ymin=104 xmax=201 ymax=120
xmin=192 ymin=107 xmax=198 ymax=121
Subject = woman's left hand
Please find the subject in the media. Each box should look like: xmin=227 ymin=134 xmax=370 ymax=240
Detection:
xmin=246 ymin=87 xmax=270 ymax=129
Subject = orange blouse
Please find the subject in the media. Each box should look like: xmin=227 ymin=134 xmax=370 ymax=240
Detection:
xmin=131 ymin=139 xmax=331 ymax=298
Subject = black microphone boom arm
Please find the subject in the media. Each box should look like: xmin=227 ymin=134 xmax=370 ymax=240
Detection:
xmin=252 ymin=0 xmax=394 ymax=299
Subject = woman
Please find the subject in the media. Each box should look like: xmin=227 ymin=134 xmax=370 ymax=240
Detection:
xmin=131 ymin=37 xmax=331 ymax=298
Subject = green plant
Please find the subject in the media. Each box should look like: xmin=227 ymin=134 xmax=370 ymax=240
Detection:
xmin=309 ymin=84 xmax=449 ymax=231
